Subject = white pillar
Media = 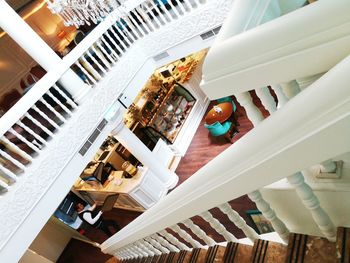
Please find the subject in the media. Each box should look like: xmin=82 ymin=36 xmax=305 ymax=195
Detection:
xmin=0 ymin=0 xmax=90 ymax=102
xmin=111 ymin=114 xmax=179 ymax=189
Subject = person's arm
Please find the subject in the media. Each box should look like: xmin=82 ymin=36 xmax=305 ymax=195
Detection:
xmin=88 ymin=202 xmax=97 ymax=211
xmin=82 ymin=211 xmax=103 ymax=225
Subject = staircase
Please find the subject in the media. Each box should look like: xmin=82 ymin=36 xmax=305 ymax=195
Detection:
xmin=113 ymin=227 xmax=350 ymax=263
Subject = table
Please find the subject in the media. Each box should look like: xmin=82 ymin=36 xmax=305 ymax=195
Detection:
xmin=205 ymin=102 xmax=233 ymax=125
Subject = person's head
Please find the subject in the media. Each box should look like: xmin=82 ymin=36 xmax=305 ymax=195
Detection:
xmin=75 ymin=203 xmax=85 ymax=212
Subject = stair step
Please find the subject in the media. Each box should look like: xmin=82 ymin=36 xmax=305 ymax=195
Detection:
xmin=188 ymin=248 xmax=208 ymax=263
xmin=251 ymin=239 xmax=287 ymax=263
xmin=223 ymin=242 xmax=253 ymax=263
xmin=285 ymin=233 xmax=336 ymax=263
xmin=337 ymin=227 xmax=350 ymax=263
xmin=204 ymin=245 xmax=226 ymax=263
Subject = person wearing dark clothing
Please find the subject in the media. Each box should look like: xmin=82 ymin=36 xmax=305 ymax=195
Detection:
xmin=76 ymin=203 xmax=120 ymax=237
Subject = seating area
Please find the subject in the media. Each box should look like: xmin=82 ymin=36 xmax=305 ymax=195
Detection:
xmin=204 ymin=96 xmax=238 ymax=143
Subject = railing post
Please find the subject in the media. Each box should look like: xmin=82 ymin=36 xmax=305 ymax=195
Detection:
xmin=0 ymin=0 xmax=91 ymax=103
xmin=255 ymin=87 xmax=277 ymax=114
xmin=235 ymin=92 xmax=264 ymax=126
xmin=182 ymin=219 xmax=216 ymax=246
xmin=111 ymin=110 xmax=179 ymax=189
xmin=270 ymin=84 xmax=289 ymax=108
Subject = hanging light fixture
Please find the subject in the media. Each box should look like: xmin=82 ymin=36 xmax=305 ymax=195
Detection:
xmin=46 ymin=0 xmax=126 ymax=28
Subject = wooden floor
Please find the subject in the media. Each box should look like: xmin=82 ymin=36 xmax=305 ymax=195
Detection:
xmin=58 ymin=91 xmax=273 ymax=262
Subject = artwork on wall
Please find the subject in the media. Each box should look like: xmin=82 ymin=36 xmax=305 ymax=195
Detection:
xmin=246 ymin=210 xmax=275 ymax=234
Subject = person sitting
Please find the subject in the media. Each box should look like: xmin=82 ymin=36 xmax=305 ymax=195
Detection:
xmin=75 ymin=202 xmax=120 ymax=237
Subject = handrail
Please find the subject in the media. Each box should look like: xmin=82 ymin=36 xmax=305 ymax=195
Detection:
xmin=201 ymin=0 xmax=350 ymax=99
xmin=102 ymin=53 xmax=350 ymax=252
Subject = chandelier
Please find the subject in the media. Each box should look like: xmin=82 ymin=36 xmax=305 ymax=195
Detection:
xmin=46 ymin=0 xmax=126 ymax=28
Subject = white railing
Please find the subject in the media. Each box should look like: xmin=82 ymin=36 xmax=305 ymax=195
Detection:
xmin=100 ymin=1 xmax=350 ymax=260
xmin=101 ymin=49 xmax=350 ymax=260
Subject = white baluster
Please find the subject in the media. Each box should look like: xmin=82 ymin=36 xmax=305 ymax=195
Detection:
xmin=133 ymin=9 xmax=150 ymax=34
xmin=0 ymin=175 xmax=9 ymax=192
xmin=148 ymin=1 xmax=166 ymax=25
xmin=136 ymin=7 xmax=156 ymax=31
xmin=79 ymin=55 xmax=102 ymax=81
xmin=166 ymin=0 xmax=181 ymax=18
xmin=255 ymin=87 xmax=277 ymax=114
xmin=142 ymin=4 xmax=161 ymax=28
xmin=0 ymin=148 xmax=26 ymax=171
xmin=182 ymin=219 xmax=216 ymax=246
xmin=91 ymin=45 xmax=112 ymax=70
xmin=74 ymin=61 xmax=97 ymax=85
xmin=157 ymin=1 xmax=172 ymax=22
xmin=0 ymin=164 xmax=17 ymax=184
xmin=179 ymin=0 xmax=192 ymax=12
xmin=95 ymin=40 xmax=116 ymax=65
xmin=140 ymin=239 xmax=162 ymax=255
xmin=134 ymin=241 xmax=154 ymax=257
xmin=173 ymin=0 xmax=186 ymax=14
xmin=235 ymin=92 xmax=264 ymax=127
xmin=280 ymin=80 xmax=301 ymax=100
xmin=123 ymin=15 xmax=142 ymax=39
xmin=17 ymin=120 xmax=47 ymax=146
xmin=31 ymin=106 xmax=60 ymax=130
xmin=150 ymin=1 xmax=167 ymax=24
xmin=86 ymin=49 xmax=106 ymax=74
xmin=187 ymin=0 xmax=196 ymax=9
xmin=114 ymin=24 xmax=133 ymax=47
xmin=170 ymin=225 xmax=202 ymax=248
xmin=127 ymin=13 xmax=145 ymax=37
xmin=159 ymin=229 xmax=191 ymax=250
xmin=109 ymin=27 xmax=129 ymax=51
xmin=39 ymin=98 xmax=66 ymax=122
xmin=52 ymin=84 xmax=78 ymax=109
xmin=45 ymin=91 xmax=73 ymax=116
xmin=100 ymin=36 xmax=121 ymax=60
xmin=270 ymin=84 xmax=288 ymax=108
xmin=125 ymin=246 xmax=139 ymax=258
xmin=105 ymin=30 xmax=125 ymax=55
xmin=145 ymin=237 xmax=170 ymax=253
xmin=8 ymin=129 xmax=40 ymax=153
xmin=200 ymin=211 xmax=238 ymax=242
xmin=248 ymin=190 xmax=289 ymax=243
xmin=1 ymin=137 xmax=33 ymax=162
xmin=218 ymin=203 xmax=259 ymax=242
xmin=132 ymin=242 xmax=149 ymax=257
xmin=287 ymin=172 xmax=336 ymax=241
xmin=152 ymin=233 xmax=180 ymax=252
xmin=24 ymin=113 xmax=54 ymax=137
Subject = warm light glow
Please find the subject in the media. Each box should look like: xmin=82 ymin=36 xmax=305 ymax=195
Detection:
xmin=0 ymin=0 xmax=47 ymax=38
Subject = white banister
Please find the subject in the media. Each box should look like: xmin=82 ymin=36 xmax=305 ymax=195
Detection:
xmin=170 ymin=225 xmax=202 ymax=248
xmin=270 ymin=84 xmax=288 ymax=108
xmin=200 ymin=211 xmax=237 ymax=242
xmin=202 ymin=0 xmax=350 ymax=98
xmin=248 ymin=191 xmax=289 ymax=243
xmin=182 ymin=219 xmax=216 ymax=246
xmin=102 ymin=51 xmax=350 ymax=254
xmin=287 ymin=172 xmax=336 ymax=241
xmin=235 ymin=92 xmax=264 ymax=127
xmin=218 ymin=203 xmax=259 ymax=242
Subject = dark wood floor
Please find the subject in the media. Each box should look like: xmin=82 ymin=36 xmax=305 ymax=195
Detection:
xmin=58 ymin=91 xmax=273 ymax=262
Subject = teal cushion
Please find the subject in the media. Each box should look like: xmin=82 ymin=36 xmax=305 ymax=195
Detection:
xmin=217 ymin=96 xmax=236 ymax=112
xmin=204 ymin=121 xmax=232 ymax=137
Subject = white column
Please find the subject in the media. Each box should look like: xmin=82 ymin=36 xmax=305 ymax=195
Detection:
xmin=111 ymin=114 xmax=179 ymax=189
xmin=255 ymin=86 xmax=277 ymax=114
xmin=287 ymin=172 xmax=336 ymax=241
xmin=0 ymin=0 xmax=90 ymax=102
xmin=235 ymin=92 xmax=264 ymax=127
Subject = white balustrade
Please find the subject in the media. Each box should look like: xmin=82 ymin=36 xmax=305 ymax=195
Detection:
xmin=287 ymin=172 xmax=336 ymax=241
xmin=151 ymin=233 xmax=180 ymax=252
xmin=170 ymin=225 xmax=202 ymax=248
xmin=248 ymin=191 xmax=290 ymax=243
xmin=270 ymin=84 xmax=288 ymax=108
xmin=182 ymin=219 xmax=216 ymax=246
xmin=200 ymin=211 xmax=237 ymax=242
xmin=159 ymin=230 xmax=191 ymax=251
xmin=145 ymin=237 xmax=170 ymax=254
xmin=140 ymin=239 xmax=162 ymax=255
xmin=132 ymin=242 xmax=149 ymax=257
xmin=218 ymin=203 xmax=259 ymax=242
